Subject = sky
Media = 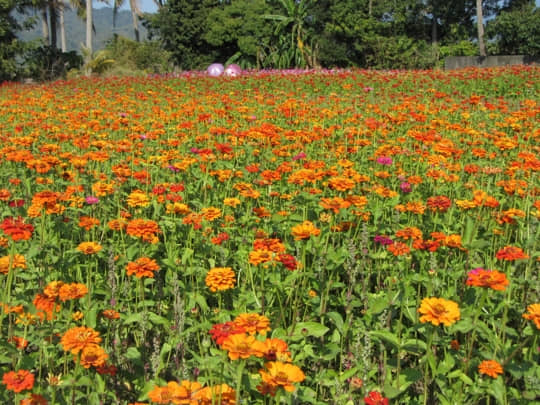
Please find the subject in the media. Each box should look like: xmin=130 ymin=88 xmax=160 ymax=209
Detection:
xmin=101 ymin=0 xmax=540 ymax=15
xmin=95 ymin=0 xmax=158 ymax=13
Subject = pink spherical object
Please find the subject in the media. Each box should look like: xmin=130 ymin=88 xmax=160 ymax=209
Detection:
xmin=224 ymin=64 xmax=242 ymax=77
xmin=207 ymin=63 xmax=224 ymax=77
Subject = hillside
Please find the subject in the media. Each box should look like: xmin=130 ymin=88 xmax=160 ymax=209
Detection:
xmin=16 ymin=7 xmax=150 ymax=53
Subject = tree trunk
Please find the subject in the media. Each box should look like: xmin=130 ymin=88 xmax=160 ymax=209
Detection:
xmin=41 ymin=8 xmax=50 ymax=46
xmin=60 ymin=3 xmax=66 ymax=52
xmin=86 ymin=0 xmax=93 ymax=74
xmin=368 ymin=0 xmax=372 ymax=17
xmin=476 ymin=0 xmax=486 ymax=56
xmin=130 ymin=0 xmax=140 ymax=42
xmin=431 ymin=14 xmax=438 ymax=46
xmin=49 ymin=3 xmax=58 ymax=49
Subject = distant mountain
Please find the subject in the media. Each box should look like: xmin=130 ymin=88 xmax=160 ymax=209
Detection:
xmin=16 ymin=7 xmax=149 ymax=53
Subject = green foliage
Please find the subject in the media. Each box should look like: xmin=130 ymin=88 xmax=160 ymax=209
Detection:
xmin=204 ymin=0 xmax=275 ymax=69
xmin=486 ymin=3 xmax=540 ymax=55
xmin=263 ymin=0 xmax=319 ymax=68
xmin=143 ymin=0 xmax=221 ymax=70
xmin=0 ymin=0 xmax=27 ymax=81
xmin=363 ymin=36 xmax=437 ymax=70
xmin=21 ymin=44 xmax=83 ymax=81
xmin=439 ymin=40 xmax=478 ymax=61
xmin=105 ymin=35 xmax=173 ymax=74
xmin=79 ymin=45 xmax=115 ymax=75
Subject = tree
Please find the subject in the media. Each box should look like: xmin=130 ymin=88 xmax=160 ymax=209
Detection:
xmin=263 ymin=0 xmax=319 ymax=68
xmin=1 ymin=0 xmax=31 ymax=81
xmin=486 ymin=1 xmax=539 ymax=55
xmin=204 ymin=0 xmax=276 ymax=68
xmin=476 ymin=0 xmax=486 ymax=56
xmin=143 ymin=0 xmax=220 ymax=70
xmin=113 ymin=0 xmax=142 ymax=42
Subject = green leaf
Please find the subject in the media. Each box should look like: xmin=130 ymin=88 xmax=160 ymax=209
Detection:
xmin=449 ymin=318 xmax=474 ymax=333
xmin=325 ymin=311 xmax=344 ymax=332
xmin=148 ymin=312 xmax=170 ymax=327
xmin=367 ymin=294 xmax=389 ymax=315
xmin=339 ymin=366 xmax=360 ymax=382
xmin=289 ymin=322 xmax=329 ymax=338
xmin=181 ymin=248 xmax=194 ymax=264
xmin=370 ymin=330 xmax=400 ymax=349
xmin=320 ymin=342 xmax=340 ymax=360
xmin=122 ymin=312 xmax=144 ymax=324
xmin=447 ymin=370 xmax=473 ymax=385
xmin=401 ymin=338 xmax=427 ymax=355
xmin=436 ymin=352 xmax=456 ymax=375
xmin=125 ymin=347 xmax=141 ymax=361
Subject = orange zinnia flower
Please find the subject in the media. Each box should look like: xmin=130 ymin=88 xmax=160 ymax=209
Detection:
xmin=201 ymin=207 xmax=222 ymax=221
xmin=233 ymin=313 xmax=271 ymax=335
xmin=102 ymin=309 xmax=120 ymax=320
xmin=58 ymin=283 xmax=89 ymax=301
xmin=523 ymin=303 xmax=540 ymax=329
xmin=43 ymin=281 xmax=65 ymax=298
xmin=126 ymin=257 xmax=160 ymax=278
xmin=60 ymin=326 xmax=102 ymax=354
xmin=33 ymin=293 xmax=60 ymax=321
xmin=149 ymin=380 xmax=202 ymax=405
xmin=2 ymin=369 xmax=35 ymax=393
xmin=0 ymin=189 xmax=11 ymax=201
xmin=107 ymin=218 xmax=127 ymax=231
xmin=166 ymin=202 xmax=191 ymax=215
xmin=192 ymin=383 xmax=236 ymax=405
xmin=328 ymin=176 xmax=356 ymax=191
xmin=418 ymin=297 xmax=460 ymax=326
xmin=478 ymin=360 xmax=503 ymax=378
xmin=148 ymin=383 xmax=178 ymax=404
xmin=0 ymin=254 xmax=26 ymax=274
xmin=78 ymin=345 xmax=108 ymax=368
xmin=395 ymin=227 xmax=423 ymax=240
xmin=466 ymin=268 xmax=509 ymax=291
xmin=253 ymin=238 xmax=286 ymax=253
xmin=495 ymin=246 xmax=529 ymax=261
xmin=223 ymin=197 xmax=241 ymax=207
xmin=76 ymin=241 xmax=102 ymax=255
xmin=205 ymin=267 xmax=236 ymax=292
xmin=319 ymin=197 xmax=351 ymax=213
xmin=221 ymin=333 xmax=265 ymax=360
xmin=126 ymin=190 xmax=150 ymax=207
xmin=259 ymin=361 xmax=305 ymax=392
xmin=248 ymin=249 xmax=273 ymax=265
xmin=426 ymin=195 xmax=452 ymax=212
xmin=291 ymin=221 xmax=320 ymax=240
xmin=78 ymin=216 xmax=100 ymax=230
xmin=387 ymin=242 xmax=410 ymax=256
xmin=262 ymin=338 xmax=292 ymax=362
xmin=126 ymin=219 xmax=160 ymax=243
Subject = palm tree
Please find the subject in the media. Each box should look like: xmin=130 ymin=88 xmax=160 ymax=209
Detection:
xmin=113 ymin=0 xmax=142 ymax=42
xmin=476 ymin=0 xmax=487 ymax=56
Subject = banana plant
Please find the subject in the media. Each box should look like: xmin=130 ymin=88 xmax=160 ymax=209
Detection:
xmin=263 ymin=0 xmax=318 ymax=68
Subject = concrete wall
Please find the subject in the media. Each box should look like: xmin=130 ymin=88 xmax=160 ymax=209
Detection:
xmin=445 ymin=55 xmax=539 ymax=70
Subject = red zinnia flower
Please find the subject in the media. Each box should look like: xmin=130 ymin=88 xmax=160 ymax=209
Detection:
xmin=364 ymin=391 xmax=389 ymax=405
xmin=276 ymin=253 xmax=298 ymax=270
xmin=0 ymin=216 xmax=34 ymax=241
xmin=209 ymin=321 xmax=246 ymax=346
xmin=466 ymin=268 xmax=509 ymax=291
xmin=495 ymin=246 xmax=529 ymax=261
xmin=2 ymin=369 xmax=35 ymax=393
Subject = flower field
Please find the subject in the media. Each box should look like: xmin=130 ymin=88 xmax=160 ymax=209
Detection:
xmin=0 ymin=66 xmax=539 ymax=404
